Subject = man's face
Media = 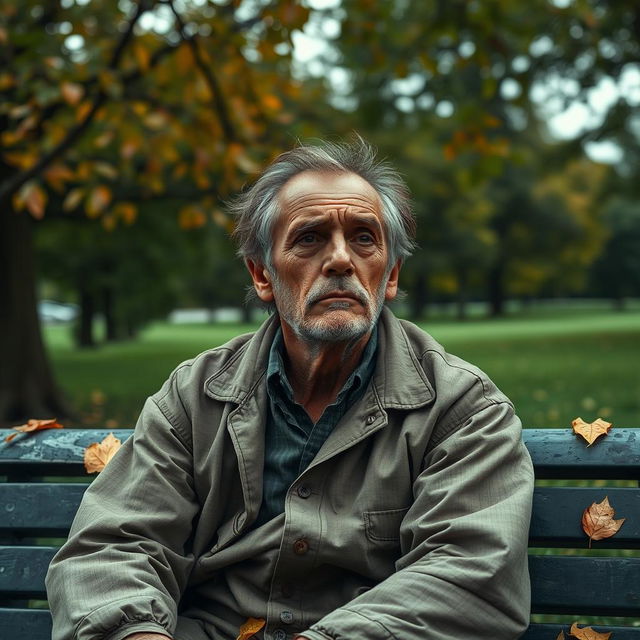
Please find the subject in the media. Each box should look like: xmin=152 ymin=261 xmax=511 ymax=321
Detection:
xmin=248 ymin=170 xmax=400 ymax=343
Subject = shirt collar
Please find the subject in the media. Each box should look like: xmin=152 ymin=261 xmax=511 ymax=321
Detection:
xmin=266 ymin=325 xmax=379 ymax=407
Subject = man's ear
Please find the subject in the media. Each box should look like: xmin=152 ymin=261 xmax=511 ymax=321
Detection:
xmin=246 ymin=259 xmax=274 ymax=303
xmin=384 ymin=260 xmax=401 ymax=301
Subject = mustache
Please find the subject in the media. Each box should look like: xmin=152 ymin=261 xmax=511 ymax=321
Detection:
xmin=305 ymin=277 xmax=370 ymax=309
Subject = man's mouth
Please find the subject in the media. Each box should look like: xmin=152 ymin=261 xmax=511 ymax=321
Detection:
xmin=317 ymin=291 xmax=361 ymax=303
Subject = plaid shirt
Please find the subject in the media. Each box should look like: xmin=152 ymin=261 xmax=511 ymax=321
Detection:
xmin=255 ymin=326 xmax=378 ymax=527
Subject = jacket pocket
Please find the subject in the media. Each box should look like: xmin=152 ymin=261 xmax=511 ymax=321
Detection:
xmin=363 ymin=507 xmax=409 ymax=543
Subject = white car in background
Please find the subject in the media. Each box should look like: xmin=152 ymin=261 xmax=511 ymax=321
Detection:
xmin=38 ymin=300 xmax=79 ymax=324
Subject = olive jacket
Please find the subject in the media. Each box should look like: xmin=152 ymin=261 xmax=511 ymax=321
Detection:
xmin=46 ymin=307 xmax=534 ymax=640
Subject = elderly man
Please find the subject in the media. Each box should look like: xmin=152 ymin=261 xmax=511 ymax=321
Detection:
xmin=47 ymin=139 xmax=534 ymax=640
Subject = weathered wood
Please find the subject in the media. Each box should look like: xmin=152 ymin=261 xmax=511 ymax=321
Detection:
xmin=0 ymin=484 xmax=88 ymax=535
xmin=530 ymin=486 xmax=640 ymax=547
xmin=0 ymin=608 xmax=52 ymax=640
xmin=524 ymin=428 xmax=640 ymax=479
xmin=0 ymin=546 xmax=56 ymax=598
xmin=530 ymin=555 xmax=640 ymax=616
xmin=1 ymin=427 xmax=639 ymax=639
xmin=523 ymin=624 xmax=640 ymax=640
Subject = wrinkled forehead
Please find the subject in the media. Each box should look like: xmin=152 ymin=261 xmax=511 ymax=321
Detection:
xmin=277 ymin=170 xmax=382 ymax=217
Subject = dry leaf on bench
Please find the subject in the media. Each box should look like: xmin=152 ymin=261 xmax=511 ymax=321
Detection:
xmin=235 ymin=617 xmax=265 ymax=640
xmin=84 ymin=432 xmax=121 ymax=473
xmin=557 ymin=632 xmax=565 ymax=640
xmin=572 ymin=417 xmax=612 ymax=446
xmin=569 ymin=622 xmax=612 ymax=640
xmin=581 ymin=496 xmax=625 ymax=548
xmin=4 ymin=418 xmax=63 ymax=443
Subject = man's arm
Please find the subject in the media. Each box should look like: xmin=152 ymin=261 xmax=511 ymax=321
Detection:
xmin=46 ymin=384 xmax=199 ymax=640
xmin=301 ymin=401 xmax=534 ymax=640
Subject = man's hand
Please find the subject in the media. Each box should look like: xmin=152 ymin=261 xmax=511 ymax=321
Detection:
xmin=124 ymin=634 xmax=171 ymax=640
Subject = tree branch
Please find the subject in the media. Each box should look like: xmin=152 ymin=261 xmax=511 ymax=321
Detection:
xmin=0 ymin=0 xmax=150 ymax=203
xmin=164 ymin=0 xmax=238 ymax=143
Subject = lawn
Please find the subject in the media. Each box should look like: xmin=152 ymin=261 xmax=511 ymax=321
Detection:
xmin=43 ymin=304 xmax=640 ymax=429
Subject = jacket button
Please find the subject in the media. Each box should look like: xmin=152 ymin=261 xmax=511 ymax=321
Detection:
xmin=273 ymin=630 xmax=286 ymax=640
xmin=296 ymin=485 xmax=311 ymax=498
xmin=293 ymin=538 xmax=309 ymax=555
xmin=280 ymin=611 xmax=294 ymax=624
xmin=366 ymin=414 xmax=376 ymax=425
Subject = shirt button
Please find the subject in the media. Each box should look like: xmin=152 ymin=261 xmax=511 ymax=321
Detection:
xmin=280 ymin=611 xmax=294 ymax=624
xmin=296 ymin=485 xmax=311 ymax=499
xmin=273 ymin=630 xmax=287 ymax=640
xmin=366 ymin=414 xmax=376 ymax=425
xmin=293 ymin=538 xmax=309 ymax=555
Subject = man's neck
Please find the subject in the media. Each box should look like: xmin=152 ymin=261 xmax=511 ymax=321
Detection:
xmin=279 ymin=324 xmax=372 ymax=423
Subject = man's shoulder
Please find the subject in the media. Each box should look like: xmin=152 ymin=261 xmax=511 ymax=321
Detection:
xmin=390 ymin=314 xmax=511 ymax=409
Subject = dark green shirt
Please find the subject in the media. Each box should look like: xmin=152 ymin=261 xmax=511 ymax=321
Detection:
xmin=254 ymin=326 xmax=378 ymax=527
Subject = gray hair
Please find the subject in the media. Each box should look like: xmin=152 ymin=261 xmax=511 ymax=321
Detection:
xmin=230 ymin=137 xmax=416 ymax=269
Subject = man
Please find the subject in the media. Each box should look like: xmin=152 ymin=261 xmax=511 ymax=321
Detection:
xmin=46 ymin=138 xmax=534 ymax=640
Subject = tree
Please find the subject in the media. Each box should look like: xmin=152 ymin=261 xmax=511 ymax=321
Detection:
xmin=0 ymin=0 xmax=312 ymax=425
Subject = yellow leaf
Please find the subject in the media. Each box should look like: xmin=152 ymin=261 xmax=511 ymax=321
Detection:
xmin=86 ymin=185 xmax=112 ymax=218
xmin=114 ymin=202 xmax=137 ymax=225
xmin=21 ymin=182 xmax=47 ymax=219
xmin=61 ymin=81 xmax=84 ymax=105
xmin=84 ymin=433 xmax=122 ymax=474
xmin=569 ymin=622 xmax=612 ymax=640
xmin=44 ymin=164 xmax=74 ymax=191
xmin=5 ymin=418 xmax=63 ymax=443
xmin=179 ymin=205 xmax=207 ymax=230
xmin=133 ymin=41 xmax=150 ymax=72
xmin=63 ymin=187 xmax=85 ymax=212
xmin=572 ymin=417 xmax=612 ymax=446
xmin=235 ymin=618 xmax=265 ymax=640
xmin=262 ymin=94 xmax=283 ymax=111
xmin=581 ymin=496 xmax=625 ymax=548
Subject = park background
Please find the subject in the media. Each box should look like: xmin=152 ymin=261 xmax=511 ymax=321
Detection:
xmin=1 ymin=0 xmax=639 ymax=431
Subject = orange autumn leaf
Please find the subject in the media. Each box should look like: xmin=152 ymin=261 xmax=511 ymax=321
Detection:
xmin=556 ymin=632 xmax=565 ymax=640
xmin=86 ymin=185 xmax=112 ymax=218
xmin=581 ymin=496 xmax=625 ymax=548
xmin=5 ymin=418 xmax=63 ymax=443
xmin=572 ymin=417 xmax=612 ymax=446
xmin=569 ymin=622 xmax=612 ymax=640
xmin=84 ymin=432 xmax=122 ymax=473
xmin=235 ymin=618 xmax=265 ymax=640
xmin=61 ymin=81 xmax=84 ymax=105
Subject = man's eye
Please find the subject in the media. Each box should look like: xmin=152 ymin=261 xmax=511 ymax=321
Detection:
xmin=297 ymin=233 xmax=318 ymax=244
xmin=355 ymin=233 xmax=375 ymax=244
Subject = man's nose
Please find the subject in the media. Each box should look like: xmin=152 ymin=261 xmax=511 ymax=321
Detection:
xmin=322 ymin=237 xmax=354 ymax=277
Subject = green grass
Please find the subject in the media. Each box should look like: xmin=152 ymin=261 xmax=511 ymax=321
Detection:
xmin=43 ymin=305 xmax=640 ymax=429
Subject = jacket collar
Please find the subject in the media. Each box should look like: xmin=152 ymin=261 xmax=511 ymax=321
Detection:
xmin=204 ymin=307 xmax=435 ymax=409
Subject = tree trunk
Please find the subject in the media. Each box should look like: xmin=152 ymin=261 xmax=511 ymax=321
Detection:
xmin=103 ymin=286 xmax=118 ymax=341
xmin=0 ymin=205 xmax=69 ymax=426
xmin=76 ymin=285 xmax=96 ymax=348
xmin=487 ymin=261 xmax=506 ymax=317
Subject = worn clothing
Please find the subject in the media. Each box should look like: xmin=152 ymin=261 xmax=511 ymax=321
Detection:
xmin=257 ymin=326 xmax=378 ymax=526
xmin=46 ymin=308 xmax=534 ymax=640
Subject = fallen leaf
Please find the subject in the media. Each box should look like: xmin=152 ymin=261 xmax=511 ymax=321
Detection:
xmin=581 ymin=496 xmax=625 ymax=548
xmin=235 ymin=618 xmax=265 ymax=640
xmin=556 ymin=632 xmax=565 ymax=640
xmin=84 ymin=432 xmax=122 ymax=473
xmin=572 ymin=417 xmax=612 ymax=446
xmin=5 ymin=418 xmax=63 ymax=442
xmin=569 ymin=622 xmax=612 ymax=640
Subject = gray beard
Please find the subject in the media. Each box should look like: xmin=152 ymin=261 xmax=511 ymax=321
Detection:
xmin=272 ymin=274 xmax=387 ymax=344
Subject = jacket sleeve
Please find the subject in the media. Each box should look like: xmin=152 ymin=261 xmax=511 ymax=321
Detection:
xmin=45 ymin=376 xmax=199 ymax=640
xmin=303 ymin=400 xmax=534 ymax=640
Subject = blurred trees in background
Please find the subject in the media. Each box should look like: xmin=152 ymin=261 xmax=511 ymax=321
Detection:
xmin=2 ymin=0 xmax=640 ymax=423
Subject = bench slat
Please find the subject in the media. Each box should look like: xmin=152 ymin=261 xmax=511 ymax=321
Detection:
xmin=524 ymin=428 xmax=640 ymax=479
xmin=530 ymin=486 xmax=640 ymax=547
xmin=0 ymin=608 xmax=52 ymax=640
xmin=0 ymin=547 xmax=56 ymax=598
xmin=2 ymin=428 xmax=639 ymax=478
xmin=523 ymin=623 xmax=640 ymax=640
xmin=530 ymin=555 xmax=640 ymax=616
xmin=0 ymin=484 xmax=89 ymax=535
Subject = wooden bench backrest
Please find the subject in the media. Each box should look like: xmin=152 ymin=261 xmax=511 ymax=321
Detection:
xmin=1 ymin=428 xmax=639 ymax=640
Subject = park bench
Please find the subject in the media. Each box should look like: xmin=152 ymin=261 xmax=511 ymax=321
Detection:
xmin=1 ymin=427 xmax=638 ymax=640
